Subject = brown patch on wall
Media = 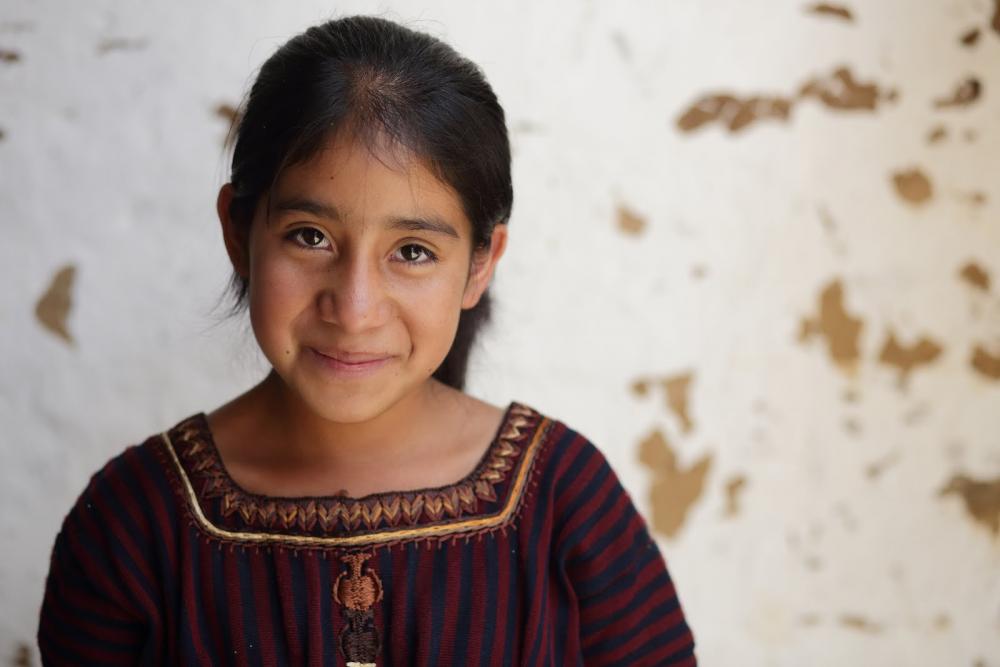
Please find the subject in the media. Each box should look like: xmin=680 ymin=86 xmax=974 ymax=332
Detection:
xmin=842 ymin=417 xmax=862 ymax=436
xmin=0 ymin=127 xmax=5 ymax=141
xmin=723 ymin=475 xmax=747 ymax=517
xmin=877 ymin=330 xmax=943 ymax=389
xmin=630 ymin=379 xmax=650 ymax=397
xmin=926 ymin=125 xmax=947 ymax=144
xmin=891 ymin=167 xmax=933 ymax=205
xmin=617 ymin=204 xmax=647 ymax=235
xmin=933 ymin=77 xmax=982 ymax=109
xmin=660 ymin=372 xmax=695 ymax=433
xmin=676 ymin=93 xmax=793 ymax=134
xmin=0 ymin=48 xmax=21 ymax=63
xmin=993 ymin=0 xmax=1000 ymax=36
xmin=932 ymin=613 xmax=951 ymax=631
xmin=96 ymin=37 xmax=148 ymax=55
xmin=806 ymin=3 xmax=854 ymax=22
xmin=959 ymin=262 xmax=991 ymax=291
xmin=839 ymin=614 xmax=884 ymax=633
xmin=960 ymin=28 xmax=981 ymax=46
xmin=799 ymin=66 xmax=892 ymax=111
xmin=34 ymin=264 xmax=76 ymax=344
xmin=961 ymin=191 xmax=988 ymax=207
xmin=865 ymin=451 xmax=899 ymax=480
xmin=963 ymin=128 xmax=978 ymax=142
xmin=13 ymin=642 xmax=32 ymax=666
xmin=638 ymin=429 xmax=712 ymax=538
xmin=970 ymin=344 xmax=1000 ymax=380
xmin=798 ymin=279 xmax=864 ymax=372
xmin=939 ymin=474 xmax=1000 ymax=535
xmin=214 ymin=103 xmax=239 ymax=125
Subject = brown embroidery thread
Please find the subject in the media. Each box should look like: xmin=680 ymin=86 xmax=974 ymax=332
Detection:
xmin=334 ymin=553 xmax=383 ymax=666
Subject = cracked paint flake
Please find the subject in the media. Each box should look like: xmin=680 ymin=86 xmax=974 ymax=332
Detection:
xmin=798 ymin=279 xmax=864 ymax=372
xmin=637 ymin=429 xmax=712 ymax=539
xmin=959 ymin=262 xmax=991 ymax=291
xmin=877 ymin=330 xmax=943 ymax=389
xmin=839 ymin=614 xmax=884 ymax=633
xmin=34 ymin=264 xmax=76 ymax=345
xmin=675 ymin=93 xmax=793 ymax=134
xmin=799 ymin=66 xmax=893 ymax=111
xmin=960 ymin=28 xmax=981 ymax=46
xmin=970 ymin=344 xmax=1000 ymax=380
xmin=939 ymin=474 xmax=1000 ymax=535
xmin=630 ymin=372 xmax=696 ymax=432
xmin=675 ymin=66 xmax=892 ymax=134
xmin=616 ymin=203 xmax=646 ymax=235
xmin=926 ymin=125 xmax=947 ymax=144
xmin=891 ymin=167 xmax=933 ymax=205
xmin=933 ymin=77 xmax=982 ymax=108
xmin=994 ymin=0 xmax=1000 ymax=36
xmin=723 ymin=475 xmax=747 ymax=517
xmin=0 ymin=48 xmax=21 ymax=63
xmin=806 ymin=3 xmax=854 ymax=22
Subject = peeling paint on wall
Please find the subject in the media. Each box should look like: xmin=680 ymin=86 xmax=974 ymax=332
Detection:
xmin=939 ymin=474 xmax=1000 ymax=535
xmin=798 ymin=279 xmax=864 ymax=372
xmin=993 ymin=0 xmax=1000 ymax=36
xmin=970 ymin=344 xmax=1000 ymax=380
xmin=865 ymin=450 xmax=899 ymax=480
xmin=933 ymin=77 xmax=982 ymax=108
xmin=806 ymin=3 xmax=854 ymax=22
xmin=675 ymin=93 xmax=793 ymax=134
xmin=637 ymin=429 xmax=712 ymax=538
xmin=891 ymin=167 xmax=933 ymax=205
xmin=839 ymin=614 xmax=884 ymax=633
xmin=959 ymin=262 xmax=991 ymax=291
xmin=723 ymin=474 xmax=747 ymax=517
xmin=616 ymin=203 xmax=646 ymax=235
xmin=13 ymin=642 xmax=32 ymax=666
xmin=631 ymin=372 xmax=696 ymax=432
xmin=799 ymin=66 xmax=893 ymax=111
xmin=34 ymin=264 xmax=76 ymax=345
xmin=877 ymin=330 xmax=943 ymax=389
xmin=0 ymin=48 xmax=21 ymax=63
xmin=926 ymin=125 xmax=947 ymax=144
xmin=960 ymin=28 xmax=981 ymax=46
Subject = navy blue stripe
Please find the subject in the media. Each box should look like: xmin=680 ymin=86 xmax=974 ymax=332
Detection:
xmin=318 ymin=555 xmax=336 ymax=664
xmin=377 ymin=547 xmax=395 ymax=666
xmin=288 ymin=553 xmax=308 ymax=662
xmin=210 ymin=546 xmax=233 ymax=657
xmin=261 ymin=555 xmax=291 ymax=665
xmin=452 ymin=538 xmax=473 ymax=662
xmin=237 ymin=554 xmax=263 ymax=667
xmin=426 ymin=543 xmax=449 ymax=666
xmin=477 ymin=533 xmax=498 ymax=667
xmin=501 ymin=535 xmax=519 ymax=666
xmin=402 ymin=542 xmax=420 ymax=651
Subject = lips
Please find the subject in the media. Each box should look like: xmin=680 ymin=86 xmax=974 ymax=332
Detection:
xmin=310 ymin=348 xmax=391 ymax=364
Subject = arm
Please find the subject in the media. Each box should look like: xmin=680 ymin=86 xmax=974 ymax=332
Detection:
xmin=556 ymin=438 xmax=697 ymax=666
xmin=37 ymin=454 xmax=157 ymax=665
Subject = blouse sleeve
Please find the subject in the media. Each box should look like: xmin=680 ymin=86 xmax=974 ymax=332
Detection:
xmin=555 ymin=436 xmax=698 ymax=666
xmin=37 ymin=451 xmax=157 ymax=665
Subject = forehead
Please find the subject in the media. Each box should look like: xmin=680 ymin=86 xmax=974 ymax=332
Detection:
xmin=268 ymin=130 xmax=471 ymax=234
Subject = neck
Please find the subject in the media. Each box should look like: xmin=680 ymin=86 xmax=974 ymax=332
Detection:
xmin=243 ymin=369 xmax=456 ymax=471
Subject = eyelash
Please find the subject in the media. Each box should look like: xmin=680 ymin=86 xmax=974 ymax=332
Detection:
xmin=284 ymin=227 xmax=439 ymax=265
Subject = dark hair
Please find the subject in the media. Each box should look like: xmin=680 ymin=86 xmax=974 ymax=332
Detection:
xmin=220 ymin=15 xmax=512 ymax=391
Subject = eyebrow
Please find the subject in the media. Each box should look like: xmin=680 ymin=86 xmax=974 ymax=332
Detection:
xmin=273 ymin=197 xmax=461 ymax=239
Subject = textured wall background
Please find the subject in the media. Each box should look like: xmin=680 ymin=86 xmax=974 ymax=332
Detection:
xmin=2 ymin=1 xmax=999 ymax=664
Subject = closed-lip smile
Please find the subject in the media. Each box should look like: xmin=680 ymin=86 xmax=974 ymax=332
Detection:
xmin=310 ymin=348 xmax=391 ymax=364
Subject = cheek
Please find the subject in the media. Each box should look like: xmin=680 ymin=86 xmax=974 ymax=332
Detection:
xmin=248 ymin=255 xmax=312 ymax=348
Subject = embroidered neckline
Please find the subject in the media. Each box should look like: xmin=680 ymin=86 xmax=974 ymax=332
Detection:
xmin=161 ymin=400 xmax=549 ymax=543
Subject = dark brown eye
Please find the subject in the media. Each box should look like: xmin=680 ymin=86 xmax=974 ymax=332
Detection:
xmin=395 ymin=244 xmax=438 ymax=265
xmin=285 ymin=227 xmax=330 ymax=249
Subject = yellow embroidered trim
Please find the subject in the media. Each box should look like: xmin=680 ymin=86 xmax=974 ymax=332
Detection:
xmin=160 ymin=417 xmax=550 ymax=547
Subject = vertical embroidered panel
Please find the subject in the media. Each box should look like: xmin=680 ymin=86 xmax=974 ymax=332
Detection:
xmin=334 ymin=552 xmax=383 ymax=666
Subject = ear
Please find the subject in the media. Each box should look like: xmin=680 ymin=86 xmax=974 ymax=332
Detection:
xmin=217 ymin=183 xmax=250 ymax=279
xmin=461 ymin=223 xmax=508 ymax=309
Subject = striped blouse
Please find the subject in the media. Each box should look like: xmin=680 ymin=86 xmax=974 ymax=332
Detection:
xmin=38 ymin=401 xmax=697 ymax=666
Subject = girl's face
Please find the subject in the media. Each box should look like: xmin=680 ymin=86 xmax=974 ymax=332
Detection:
xmin=219 ymin=131 xmax=506 ymax=423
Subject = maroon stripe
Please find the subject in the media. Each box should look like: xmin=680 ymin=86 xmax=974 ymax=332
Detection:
xmin=199 ymin=540 xmax=226 ymax=660
xmin=303 ymin=554 xmax=324 ymax=667
xmin=224 ymin=549 xmax=249 ymax=667
xmin=179 ymin=534 xmax=211 ymax=665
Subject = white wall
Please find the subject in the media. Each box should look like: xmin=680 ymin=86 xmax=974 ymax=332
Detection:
xmin=2 ymin=1 xmax=999 ymax=664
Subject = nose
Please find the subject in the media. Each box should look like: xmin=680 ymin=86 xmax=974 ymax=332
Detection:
xmin=317 ymin=251 xmax=392 ymax=333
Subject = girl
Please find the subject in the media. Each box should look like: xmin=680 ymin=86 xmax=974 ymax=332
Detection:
xmin=38 ymin=15 xmax=697 ymax=666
